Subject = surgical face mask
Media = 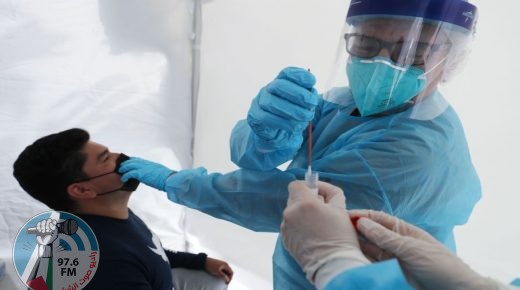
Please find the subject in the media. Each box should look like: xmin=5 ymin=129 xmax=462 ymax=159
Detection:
xmin=76 ymin=153 xmax=140 ymax=196
xmin=346 ymin=57 xmax=427 ymax=116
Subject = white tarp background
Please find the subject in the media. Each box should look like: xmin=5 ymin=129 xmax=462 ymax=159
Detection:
xmin=1 ymin=0 xmax=519 ymax=290
xmin=1 ymin=0 xmax=193 ymax=289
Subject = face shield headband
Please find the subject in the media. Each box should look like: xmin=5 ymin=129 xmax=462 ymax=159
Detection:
xmin=346 ymin=0 xmax=477 ymax=33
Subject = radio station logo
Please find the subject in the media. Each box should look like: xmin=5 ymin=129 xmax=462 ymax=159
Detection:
xmin=13 ymin=211 xmax=99 ymax=290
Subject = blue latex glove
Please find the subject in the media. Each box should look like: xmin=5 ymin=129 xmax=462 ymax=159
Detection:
xmin=118 ymin=157 xmax=175 ymax=191
xmin=247 ymin=67 xmax=319 ymax=151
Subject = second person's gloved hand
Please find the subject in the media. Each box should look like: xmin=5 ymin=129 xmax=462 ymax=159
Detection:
xmin=247 ymin=67 xmax=319 ymax=151
xmin=351 ymin=210 xmax=506 ymax=290
xmin=119 ymin=157 xmax=175 ymax=191
xmin=281 ymin=181 xmax=370 ymax=283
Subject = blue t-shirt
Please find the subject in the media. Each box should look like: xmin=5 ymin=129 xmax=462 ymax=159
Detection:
xmin=79 ymin=210 xmax=206 ymax=290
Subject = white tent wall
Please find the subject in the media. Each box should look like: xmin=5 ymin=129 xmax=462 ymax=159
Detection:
xmin=193 ymin=0 xmax=520 ymax=288
xmin=1 ymin=0 xmax=195 ymax=289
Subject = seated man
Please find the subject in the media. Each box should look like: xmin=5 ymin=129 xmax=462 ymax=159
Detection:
xmin=13 ymin=128 xmax=233 ymax=290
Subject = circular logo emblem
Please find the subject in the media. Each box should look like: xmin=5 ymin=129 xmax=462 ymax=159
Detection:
xmin=13 ymin=211 xmax=99 ymax=290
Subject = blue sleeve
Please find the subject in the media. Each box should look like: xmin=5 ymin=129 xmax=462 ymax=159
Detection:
xmin=164 ymin=168 xmax=296 ymax=232
xmin=229 ymin=120 xmax=301 ymax=170
xmin=165 ymin=250 xmax=207 ymax=270
xmin=512 ymin=278 xmax=520 ymax=286
xmin=229 ymin=97 xmax=324 ymax=171
xmin=324 ymin=260 xmax=413 ymax=290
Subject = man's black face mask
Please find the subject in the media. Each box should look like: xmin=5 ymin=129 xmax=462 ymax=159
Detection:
xmin=75 ymin=153 xmax=140 ymax=196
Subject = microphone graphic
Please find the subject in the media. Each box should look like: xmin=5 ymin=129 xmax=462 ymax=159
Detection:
xmin=26 ymin=219 xmax=78 ymax=235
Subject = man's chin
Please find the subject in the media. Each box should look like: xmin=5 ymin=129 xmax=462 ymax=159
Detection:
xmin=118 ymin=189 xmax=134 ymax=195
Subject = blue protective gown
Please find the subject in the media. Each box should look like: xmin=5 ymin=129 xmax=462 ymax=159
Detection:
xmin=323 ymin=261 xmax=520 ymax=290
xmin=230 ymin=87 xmax=481 ymax=289
xmin=162 ymin=87 xmax=480 ymax=290
xmin=324 ymin=260 xmax=412 ymax=290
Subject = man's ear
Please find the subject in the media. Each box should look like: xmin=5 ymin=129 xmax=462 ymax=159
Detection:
xmin=67 ymin=183 xmax=97 ymax=200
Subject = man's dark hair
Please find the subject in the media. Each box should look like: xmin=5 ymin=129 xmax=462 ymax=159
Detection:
xmin=13 ymin=128 xmax=90 ymax=212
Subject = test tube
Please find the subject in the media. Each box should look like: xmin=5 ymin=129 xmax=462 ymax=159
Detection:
xmin=305 ymin=166 xmax=319 ymax=195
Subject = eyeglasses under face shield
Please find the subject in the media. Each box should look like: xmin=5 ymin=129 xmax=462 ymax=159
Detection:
xmin=343 ymin=0 xmax=477 ymax=69
xmin=344 ymin=32 xmax=452 ymax=67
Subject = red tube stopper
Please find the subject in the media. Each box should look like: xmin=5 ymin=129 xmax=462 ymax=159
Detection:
xmin=350 ymin=216 xmax=360 ymax=230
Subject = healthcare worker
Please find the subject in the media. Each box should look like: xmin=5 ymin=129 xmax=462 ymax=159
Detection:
xmin=229 ymin=0 xmax=481 ymax=288
xmin=282 ymin=180 xmax=520 ymax=290
xmin=119 ymin=0 xmax=481 ymax=289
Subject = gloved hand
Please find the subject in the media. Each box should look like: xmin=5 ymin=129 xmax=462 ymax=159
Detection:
xmin=351 ymin=210 xmax=507 ymax=290
xmin=281 ymin=181 xmax=369 ymax=282
xmin=118 ymin=157 xmax=175 ymax=191
xmin=247 ymin=67 xmax=319 ymax=151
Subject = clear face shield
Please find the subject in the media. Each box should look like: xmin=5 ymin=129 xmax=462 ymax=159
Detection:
xmin=322 ymin=0 xmax=477 ymax=119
